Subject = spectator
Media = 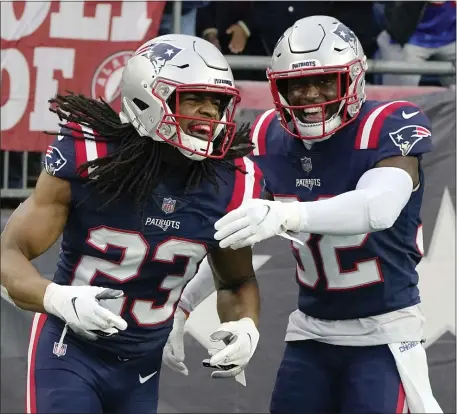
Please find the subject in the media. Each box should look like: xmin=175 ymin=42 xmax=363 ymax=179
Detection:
xmin=376 ymin=1 xmax=456 ymax=86
xmin=227 ymin=2 xmax=379 ymax=57
xmin=196 ymin=1 xmax=268 ymax=80
xmin=159 ymin=1 xmax=209 ymax=36
xmin=197 ymin=1 xmax=380 ymax=80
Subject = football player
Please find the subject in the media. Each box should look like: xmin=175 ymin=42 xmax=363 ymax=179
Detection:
xmin=164 ymin=17 xmax=443 ymax=414
xmin=1 ymin=35 xmax=263 ymax=414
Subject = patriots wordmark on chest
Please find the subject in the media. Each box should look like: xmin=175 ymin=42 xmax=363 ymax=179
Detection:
xmin=296 ymin=178 xmax=321 ymax=190
xmin=144 ymin=217 xmax=180 ymax=232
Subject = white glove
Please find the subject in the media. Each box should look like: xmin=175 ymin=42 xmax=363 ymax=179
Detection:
xmin=214 ymin=199 xmax=302 ymax=249
xmin=202 ymin=317 xmax=259 ymax=379
xmin=163 ymin=306 xmax=189 ymax=376
xmin=43 ymin=283 xmax=128 ymax=341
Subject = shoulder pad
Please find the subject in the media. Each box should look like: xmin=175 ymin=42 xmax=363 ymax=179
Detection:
xmin=44 ymin=122 xmax=108 ymax=179
xmin=354 ymin=101 xmax=432 ymax=159
xmin=250 ymin=109 xmax=277 ymax=156
xmin=226 ymin=157 xmax=265 ymax=212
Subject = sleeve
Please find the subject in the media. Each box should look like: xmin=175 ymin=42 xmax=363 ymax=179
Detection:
xmin=354 ymin=101 xmax=432 ymax=165
xmin=249 ymin=109 xmax=277 ymax=156
xmin=43 ymin=122 xmax=108 ymax=180
xmin=248 ymin=109 xmax=281 ymax=195
xmin=179 ymin=257 xmax=216 ymax=314
xmin=226 ymin=157 xmax=266 ymax=212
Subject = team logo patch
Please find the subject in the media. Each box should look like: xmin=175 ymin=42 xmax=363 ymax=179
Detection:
xmin=333 ymin=23 xmax=358 ymax=54
xmin=45 ymin=146 xmax=67 ymax=175
xmin=91 ymin=51 xmax=133 ymax=103
xmin=133 ymin=42 xmax=183 ymax=76
xmin=53 ymin=342 xmax=67 ymax=357
xmin=301 ymin=156 xmax=312 ymax=173
xmin=161 ymin=197 xmax=176 ymax=214
xmin=388 ymin=125 xmax=431 ymax=156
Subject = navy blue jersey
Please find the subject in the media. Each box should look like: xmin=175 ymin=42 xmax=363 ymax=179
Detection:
xmin=44 ymin=123 xmax=264 ymax=359
xmin=250 ymin=101 xmax=432 ymax=320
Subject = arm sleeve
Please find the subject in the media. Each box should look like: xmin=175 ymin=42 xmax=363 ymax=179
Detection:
xmin=288 ymin=166 xmax=414 ymax=235
xmin=179 ymin=258 xmax=216 ymax=313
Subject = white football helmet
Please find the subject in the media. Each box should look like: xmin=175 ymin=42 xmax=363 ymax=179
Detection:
xmin=120 ymin=34 xmax=240 ymax=161
xmin=267 ymin=16 xmax=368 ymax=141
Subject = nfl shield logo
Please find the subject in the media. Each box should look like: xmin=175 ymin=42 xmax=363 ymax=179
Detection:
xmin=161 ymin=197 xmax=176 ymax=214
xmin=301 ymin=157 xmax=312 ymax=173
xmin=53 ymin=342 xmax=67 ymax=357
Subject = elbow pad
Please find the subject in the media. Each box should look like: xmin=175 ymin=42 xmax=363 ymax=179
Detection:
xmin=356 ymin=167 xmax=414 ymax=231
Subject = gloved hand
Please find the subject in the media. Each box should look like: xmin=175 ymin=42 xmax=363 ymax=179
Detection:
xmin=43 ymin=283 xmax=127 ymax=341
xmin=214 ymin=199 xmax=302 ymax=249
xmin=202 ymin=317 xmax=259 ymax=379
xmin=163 ymin=306 xmax=189 ymax=376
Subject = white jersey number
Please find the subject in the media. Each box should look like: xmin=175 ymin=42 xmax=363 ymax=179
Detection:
xmin=275 ymin=195 xmax=382 ymax=290
xmin=292 ymin=233 xmax=382 ymax=290
xmin=72 ymin=227 xmax=207 ymax=326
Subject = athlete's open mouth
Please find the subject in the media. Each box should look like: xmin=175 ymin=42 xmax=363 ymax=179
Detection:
xmin=188 ymin=122 xmax=213 ymax=140
xmin=302 ymin=107 xmax=327 ymax=123
xmin=297 ymin=103 xmax=339 ymax=124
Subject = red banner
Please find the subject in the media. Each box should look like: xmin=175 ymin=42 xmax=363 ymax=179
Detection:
xmin=1 ymin=1 xmax=166 ymax=152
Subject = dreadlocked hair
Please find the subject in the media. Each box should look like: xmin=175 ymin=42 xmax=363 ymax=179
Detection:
xmin=45 ymin=92 xmax=255 ymax=209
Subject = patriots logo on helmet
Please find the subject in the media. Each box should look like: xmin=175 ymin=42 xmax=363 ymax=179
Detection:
xmin=333 ymin=23 xmax=358 ymax=54
xmin=45 ymin=146 xmax=67 ymax=175
xmin=133 ymin=43 xmax=183 ymax=76
xmin=388 ymin=125 xmax=431 ymax=156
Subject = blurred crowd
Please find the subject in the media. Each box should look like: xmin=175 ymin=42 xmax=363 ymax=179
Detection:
xmin=160 ymin=0 xmax=456 ymax=86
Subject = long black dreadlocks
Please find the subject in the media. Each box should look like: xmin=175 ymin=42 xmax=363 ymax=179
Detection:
xmin=46 ymin=92 xmax=254 ymax=208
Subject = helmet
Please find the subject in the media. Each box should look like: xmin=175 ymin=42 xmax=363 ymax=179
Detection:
xmin=119 ymin=34 xmax=241 ymax=161
xmin=267 ymin=16 xmax=368 ymax=142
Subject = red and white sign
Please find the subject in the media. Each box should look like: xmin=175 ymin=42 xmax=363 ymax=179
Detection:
xmin=1 ymin=1 xmax=165 ymax=152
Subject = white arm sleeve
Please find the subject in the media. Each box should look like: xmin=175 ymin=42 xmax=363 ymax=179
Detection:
xmin=292 ymin=167 xmax=414 ymax=235
xmin=179 ymin=258 xmax=216 ymax=313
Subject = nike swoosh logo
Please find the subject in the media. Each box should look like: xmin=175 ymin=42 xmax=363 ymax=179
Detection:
xmin=402 ymin=111 xmax=419 ymax=119
xmin=139 ymin=371 xmax=157 ymax=384
xmin=71 ymin=297 xmax=80 ymax=320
